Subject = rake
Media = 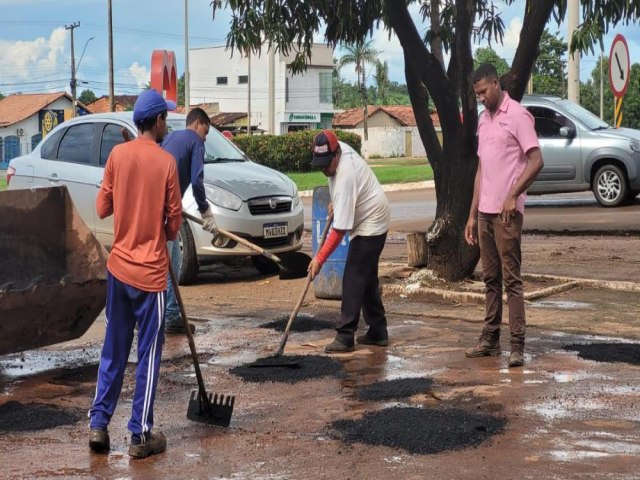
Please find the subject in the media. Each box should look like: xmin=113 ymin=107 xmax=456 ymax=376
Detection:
xmin=167 ymin=258 xmax=235 ymax=427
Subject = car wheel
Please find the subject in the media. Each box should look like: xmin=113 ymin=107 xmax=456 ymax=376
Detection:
xmin=593 ymin=164 xmax=628 ymax=207
xmin=178 ymin=220 xmax=199 ymax=285
xmin=251 ymin=255 xmax=280 ymax=275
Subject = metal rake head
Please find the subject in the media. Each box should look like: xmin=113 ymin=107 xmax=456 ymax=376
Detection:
xmin=187 ymin=390 xmax=235 ymax=427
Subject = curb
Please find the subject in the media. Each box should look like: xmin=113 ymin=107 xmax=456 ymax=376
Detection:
xmin=300 ymin=180 xmax=435 ymax=198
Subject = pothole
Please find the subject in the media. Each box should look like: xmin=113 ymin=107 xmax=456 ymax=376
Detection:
xmin=563 ymin=343 xmax=640 ymax=365
xmin=258 ymin=314 xmax=336 ymax=332
xmin=0 ymin=401 xmax=83 ymax=432
xmin=356 ymin=377 xmax=434 ymax=402
xmin=229 ymin=355 xmax=345 ymax=383
xmin=331 ymin=406 xmax=506 ymax=454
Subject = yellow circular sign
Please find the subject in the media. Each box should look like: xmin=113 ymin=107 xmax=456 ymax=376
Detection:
xmin=43 ymin=111 xmax=54 ymax=133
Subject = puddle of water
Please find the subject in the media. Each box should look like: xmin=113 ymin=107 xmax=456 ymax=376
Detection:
xmin=0 ymin=347 xmax=100 ymax=379
xmin=550 ymin=450 xmax=611 ymax=461
xmin=530 ymin=300 xmax=594 ymax=310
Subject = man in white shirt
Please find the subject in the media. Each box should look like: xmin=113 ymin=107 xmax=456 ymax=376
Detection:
xmin=308 ymin=130 xmax=391 ymax=353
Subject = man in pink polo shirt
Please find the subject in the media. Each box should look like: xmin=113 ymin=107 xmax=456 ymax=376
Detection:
xmin=464 ymin=63 xmax=544 ymax=368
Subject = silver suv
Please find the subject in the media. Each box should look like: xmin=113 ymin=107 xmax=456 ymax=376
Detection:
xmin=521 ymin=95 xmax=640 ymax=207
xmin=7 ymin=112 xmax=304 ymax=283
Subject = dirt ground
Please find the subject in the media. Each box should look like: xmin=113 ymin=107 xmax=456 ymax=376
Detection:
xmin=2 ymin=233 xmax=640 ymax=479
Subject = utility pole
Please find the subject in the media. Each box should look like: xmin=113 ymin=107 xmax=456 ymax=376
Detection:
xmin=65 ymin=22 xmax=80 ymax=118
xmin=184 ymin=0 xmax=190 ymax=114
xmin=247 ymin=51 xmax=252 ymax=136
xmin=108 ymin=0 xmax=115 ymax=112
xmin=567 ymin=0 xmax=580 ymax=103
xmin=268 ymin=48 xmax=275 ymax=134
xmin=599 ymin=52 xmax=604 ymax=119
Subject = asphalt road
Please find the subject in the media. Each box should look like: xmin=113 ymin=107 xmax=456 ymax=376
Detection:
xmin=304 ymin=189 xmax=640 ymax=233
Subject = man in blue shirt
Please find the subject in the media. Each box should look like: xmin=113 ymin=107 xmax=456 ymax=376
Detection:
xmin=161 ymin=107 xmax=217 ymax=334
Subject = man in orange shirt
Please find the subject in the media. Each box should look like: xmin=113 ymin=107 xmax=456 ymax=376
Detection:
xmin=88 ymin=89 xmax=182 ymax=459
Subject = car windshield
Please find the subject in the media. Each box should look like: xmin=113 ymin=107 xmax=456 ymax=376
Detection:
xmin=166 ymin=119 xmax=247 ymax=163
xmin=557 ymin=99 xmax=609 ymax=130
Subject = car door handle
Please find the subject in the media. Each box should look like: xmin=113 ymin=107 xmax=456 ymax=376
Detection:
xmin=48 ymin=174 xmax=59 ymax=182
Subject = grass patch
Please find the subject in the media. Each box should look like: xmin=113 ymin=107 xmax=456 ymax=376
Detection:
xmin=0 ymin=177 xmax=6 ymax=192
xmin=287 ymin=161 xmax=433 ymax=191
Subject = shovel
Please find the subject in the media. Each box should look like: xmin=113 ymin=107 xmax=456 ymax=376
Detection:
xmin=182 ymin=211 xmax=310 ymax=280
xmin=167 ymin=257 xmax=235 ymax=427
xmin=250 ymin=213 xmax=334 ymax=369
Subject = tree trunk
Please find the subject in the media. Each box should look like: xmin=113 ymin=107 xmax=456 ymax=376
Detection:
xmin=388 ymin=0 xmax=480 ymax=281
xmin=407 ymin=232 xmax=429 ymax=267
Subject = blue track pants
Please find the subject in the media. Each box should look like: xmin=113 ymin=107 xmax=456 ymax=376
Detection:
xmin=89 ymin=271 xmax=165 ymax=440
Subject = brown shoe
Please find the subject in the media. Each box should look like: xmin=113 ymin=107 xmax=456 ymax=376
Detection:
xmin=325 ymin=339 xmax=354 ymax=353
xmin=508 ymin=343 xmax=525 ymax=368
xmin=465 ymin=333 xmax=500 ymax=358
xmin=89 ymin=429 xmax=110 ymax=453
xmin=128 ymin=431 xmax=166 ymax=459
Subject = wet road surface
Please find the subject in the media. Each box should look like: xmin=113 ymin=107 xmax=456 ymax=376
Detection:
xmin=3 ymin=281 xmax=640 ymax=479
xmin=304 ymin=190 xmax=640 ymax=233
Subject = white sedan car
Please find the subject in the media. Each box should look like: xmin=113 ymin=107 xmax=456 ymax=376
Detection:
xmin=7 ymin=112 xmax=304 ymax=284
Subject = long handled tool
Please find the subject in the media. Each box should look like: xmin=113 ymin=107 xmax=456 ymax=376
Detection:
xmin=167 ymin=258 xmax=235 ymax=427
xmin=182 ymin=211 xmax=310 ymax=280
xmin=275 ymin=213 xmax=333 ymax=356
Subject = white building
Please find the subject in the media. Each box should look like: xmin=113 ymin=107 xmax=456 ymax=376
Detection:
xmin=189 ymin=44 xmax=334 ymax=134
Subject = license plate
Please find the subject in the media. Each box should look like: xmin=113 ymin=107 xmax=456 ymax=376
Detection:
xmin=263 ymin=222 xmax=288 ymax=239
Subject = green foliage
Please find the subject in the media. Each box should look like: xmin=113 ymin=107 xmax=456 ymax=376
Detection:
xmin=78 ymin=89 xmax=97 ymax=105
xmin=533 ymin=30 xmax=567 ymax=96
xmin=233 ymin=130 xmax=362 ymax=173
xmin=178 ymin=73 xmax=185 ymax=107
xmin=474 ymin=48 xmax=509 ymax=76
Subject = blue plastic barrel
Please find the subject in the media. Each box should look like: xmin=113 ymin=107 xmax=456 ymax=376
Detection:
xmin=312 ymin=186 xmax=350 ymax=299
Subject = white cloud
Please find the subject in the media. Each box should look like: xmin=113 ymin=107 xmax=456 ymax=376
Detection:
xmin=0 ymin=28 xmax=69 ymax=93
xmin=125 ymin=62 xmax=150 ymax=88
xmin=491 ymin=16 xmax=522 ymax=64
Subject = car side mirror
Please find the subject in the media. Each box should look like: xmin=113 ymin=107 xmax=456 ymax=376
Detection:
xmin=559 ymin=126 xmax=576 ymax=139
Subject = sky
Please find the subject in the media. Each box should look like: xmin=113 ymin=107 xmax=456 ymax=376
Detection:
xmin=0 ymin=0 xmax=639 ymax=99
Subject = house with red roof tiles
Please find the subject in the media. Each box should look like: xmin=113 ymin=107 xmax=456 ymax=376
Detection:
xmin=0 ymin=92 xmax=93 ymax=169
xmin=332 ymin=105 xmax=441 ymax=158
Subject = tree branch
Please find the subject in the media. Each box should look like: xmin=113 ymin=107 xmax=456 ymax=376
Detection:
xmin=503 ymin=0 xmax=555 ymax=100
xmin=455 ymin=0 xmax=477 ymax=153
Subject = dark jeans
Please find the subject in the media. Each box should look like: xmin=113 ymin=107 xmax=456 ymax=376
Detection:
xmin=478 ymin=212 xmax=525 ymax=344
xmin=335 ymin=232 xmax=388 ymax=345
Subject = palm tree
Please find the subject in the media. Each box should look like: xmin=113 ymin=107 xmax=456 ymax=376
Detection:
xmin=338 ymin=39 xmax=379 ymax=152
xmin=375 ymin=60 xmax=390 ymax=105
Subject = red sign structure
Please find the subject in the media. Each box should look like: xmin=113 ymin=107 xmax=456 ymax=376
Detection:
xmin=150 ymin=49 xmax=177 ymax=107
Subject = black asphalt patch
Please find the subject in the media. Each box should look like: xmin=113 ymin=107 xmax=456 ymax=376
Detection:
xmin=332 ymin=406 xmax=506 ymax=455
xmin=563 ymin=343 xmax=640 ymax=365
xmin=230 ymin=355 xmax=345 ymax=383
xmin=0 ymin=401 xmax=83 ymax=432
xmin=259 ymin=313 xmax=336 ymax=332
xmin=49 ymin=364 xmax=98 ymax=386
xmin=356 ymin=377 xmax=434 ymax=401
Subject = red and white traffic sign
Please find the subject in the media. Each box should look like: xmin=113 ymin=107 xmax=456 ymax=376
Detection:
xmin=609 ymin=34 xmax=630 ymax=97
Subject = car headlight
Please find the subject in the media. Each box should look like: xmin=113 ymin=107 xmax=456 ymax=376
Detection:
xmin=204 ymin=184 xmax=242 ymax=211
xmin=292 ymin=184 xmax=301 ymax=208
xmin=630 ymin=139 xmax=640 ymax=152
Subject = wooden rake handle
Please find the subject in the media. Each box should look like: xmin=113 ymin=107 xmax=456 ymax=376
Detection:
xmin=182 ymin=211 xmax=283 ymax=264
xmin=275 ymin=213 xmax=334 ymax=356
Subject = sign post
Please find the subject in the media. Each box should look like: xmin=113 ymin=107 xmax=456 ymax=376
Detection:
xmin=609 ymin=34 xmax=630 ymax=127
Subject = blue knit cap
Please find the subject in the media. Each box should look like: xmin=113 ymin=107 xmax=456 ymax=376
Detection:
xmin=133 ymin=89 xmax=176 ymax=123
